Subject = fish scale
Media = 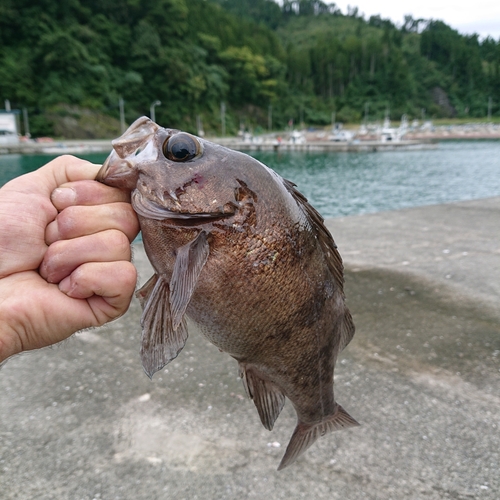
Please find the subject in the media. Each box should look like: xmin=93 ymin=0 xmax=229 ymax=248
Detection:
xmin=97 ymin=116 xmax=359 ymax=470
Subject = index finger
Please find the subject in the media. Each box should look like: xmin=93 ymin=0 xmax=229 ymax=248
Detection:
xmin=51 ymin=180 xmax=131 ymax=211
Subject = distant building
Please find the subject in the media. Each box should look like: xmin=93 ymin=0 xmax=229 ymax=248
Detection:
xmin=0 ymin=111 xmax=20 ymax=145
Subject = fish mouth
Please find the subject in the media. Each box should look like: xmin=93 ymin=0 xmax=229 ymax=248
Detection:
xmin=96 ymin=151 xmax=138 ymax=190
xmin=96 ymin=155 xmax=113 ymax=183
xmin=132 ymin=189 xmax=235 ymax=223
xmin=96 ymin=116 xmax=160 ymax=189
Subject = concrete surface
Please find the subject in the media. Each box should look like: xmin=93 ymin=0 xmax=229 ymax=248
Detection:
xmin=1 ymin=197 xmax=499 ymax=500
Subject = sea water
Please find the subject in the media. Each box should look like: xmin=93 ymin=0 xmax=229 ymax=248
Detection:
xmin=1 ymin=140 xmax=499 ymax=218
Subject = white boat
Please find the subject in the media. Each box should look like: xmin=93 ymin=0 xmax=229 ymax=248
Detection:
xmin=0 ymin=112 xmax=20 ymax=145
xmin=380 ymin=115 xmax=408 ymax=142
xmin=329 ymin=130 xmax=355 ymax=142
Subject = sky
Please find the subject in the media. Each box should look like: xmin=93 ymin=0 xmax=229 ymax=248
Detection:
xmin=334 ymin=1 xmax=500 ymax=40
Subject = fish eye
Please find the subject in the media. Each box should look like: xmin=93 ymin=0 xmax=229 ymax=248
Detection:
xmin=163 ymin=133 xmax=200 ymax=162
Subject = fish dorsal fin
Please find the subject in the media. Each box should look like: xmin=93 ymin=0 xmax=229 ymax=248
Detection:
xmin=281 ymin=178 xmax=345 ymax=293
xmin=240 ymin=364 xmax=286 ymax=431
xmin=282 ymin=178 xmax=355 ymax=351
xmin=170 ymin=231 xmax=210 ymax=331
xmin=278 ymin=404 xmax=359 ymax=471
xmin=136 ymin=273 xmax=188 ymax=378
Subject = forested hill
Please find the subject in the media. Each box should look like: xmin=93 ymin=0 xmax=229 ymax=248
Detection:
xmin=1 ymin=0 xmax=499 ymax=138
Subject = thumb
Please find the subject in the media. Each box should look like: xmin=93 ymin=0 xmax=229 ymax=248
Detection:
xmin=33 ymin=155 xmax=102 ymax=197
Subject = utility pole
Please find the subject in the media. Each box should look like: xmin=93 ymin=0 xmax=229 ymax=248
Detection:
xmin=196 ymin=114 xmax=204 ymax=137
xmin=22 ymin=108 xmax=30 ymax=138
xmin=220 ymin=101 xmax=226 ymax=137
xmin=150 ymin=100 xmax=161 ymax=123
xmin=384 ymin=106 xmax=390 ymax=128
xmin=119 ymin=97 xmax=125 ymax=134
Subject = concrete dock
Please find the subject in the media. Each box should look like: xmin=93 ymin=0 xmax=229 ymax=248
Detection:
xmin=1 ymin=197 xmax=499 ymax=499
xmin=1 ymin=138 xmax=437 ymax=156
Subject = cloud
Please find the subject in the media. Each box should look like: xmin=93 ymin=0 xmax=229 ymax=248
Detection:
xmin=335 ymin=1 xmax=500 ymax=38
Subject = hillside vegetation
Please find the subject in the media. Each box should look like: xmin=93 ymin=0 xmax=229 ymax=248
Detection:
xmin=1 ymin=0 xmax=499 ymax=137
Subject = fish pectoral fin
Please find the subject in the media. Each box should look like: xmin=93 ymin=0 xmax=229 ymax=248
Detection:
xmin=278 ymin=405 xmax=359 ymax=471
xmin=170 ymin=230 xmax=210 ymax=330
xmin=239 ymin=364 xmax=286 ymax=431
xmin=139 ymin=274 xmax=188 ymax=379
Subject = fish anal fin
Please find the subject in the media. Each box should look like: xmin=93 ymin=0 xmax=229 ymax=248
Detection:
xmin=139 ymin=274 xmax=188 ymax=379
xmin=338 ymin=310 xmax=355 ymax=353
xmin=240 ymin=364 xmax=286 ymax=431
xmin=170 ymin=230 xmax=210 ymax=331
xmin=278 ymin=404 xmax=359 ymax=471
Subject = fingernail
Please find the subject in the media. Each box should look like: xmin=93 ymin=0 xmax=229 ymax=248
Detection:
xmin=52 ymin=187 xmax=76 ymax=206
xmin=58 ymin=276 xmax=71 ymax=294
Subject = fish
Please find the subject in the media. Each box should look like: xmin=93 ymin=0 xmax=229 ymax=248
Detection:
xmin=97 ymin=116 xmax=358 ymax=470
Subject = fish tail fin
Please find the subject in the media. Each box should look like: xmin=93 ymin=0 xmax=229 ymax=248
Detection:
xmin=277 ymin=404 xmax=359 ymax=471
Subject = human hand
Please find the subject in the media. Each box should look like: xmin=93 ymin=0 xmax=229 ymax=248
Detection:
xmin=0 ymin=155 xmax=140 ymax=362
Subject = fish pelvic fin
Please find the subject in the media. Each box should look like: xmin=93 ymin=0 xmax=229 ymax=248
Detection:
xmin=239 ymin=364 xmax=286 ymax=431
xmin=170 ymin=230 xmax=210 ymax=331
xmin=136 ymin=273 xmax=158 ymax=309
xmin=137 ymin=273 xmax=188 ymax=379
xmin=277 ymin=404 xmax=359 ymax=471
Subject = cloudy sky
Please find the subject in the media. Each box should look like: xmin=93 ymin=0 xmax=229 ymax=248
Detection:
xmin=335 ymin=1 xmax=500 ymax=39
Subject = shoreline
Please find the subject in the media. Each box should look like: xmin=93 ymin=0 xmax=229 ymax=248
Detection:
xmin=1 ymin=138 xmax=438 ymax=155
xmin=1 ymin=133 xmax=499 ymax=156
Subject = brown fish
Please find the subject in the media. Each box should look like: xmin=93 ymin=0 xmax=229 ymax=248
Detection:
xmin=97 ymin=117 xmax=358 ymax=469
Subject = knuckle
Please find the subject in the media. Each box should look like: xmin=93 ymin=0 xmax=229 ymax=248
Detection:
xmin=121 ymin=262 xmax=138 ymax=288
xmin=107 ymin=229 xmax=131 ymax=258
xmin=56 ymin=154 xmax=78 ymax=164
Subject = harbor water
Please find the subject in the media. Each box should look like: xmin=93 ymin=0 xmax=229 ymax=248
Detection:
xmin=1 ymin=140 xmax=499 ymax=218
